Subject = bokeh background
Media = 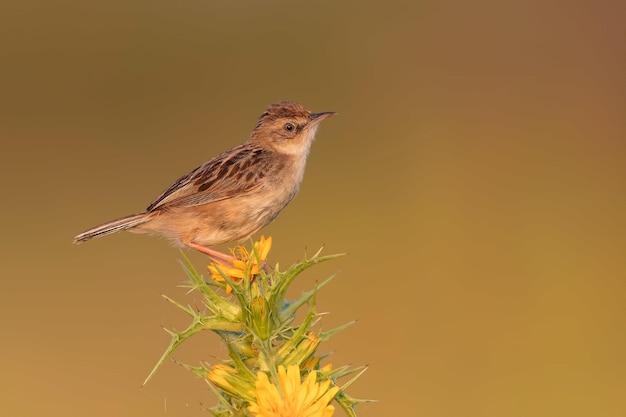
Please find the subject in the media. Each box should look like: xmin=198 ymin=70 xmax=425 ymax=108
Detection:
xmin=1 ymin=1 xmax=625 ymax=416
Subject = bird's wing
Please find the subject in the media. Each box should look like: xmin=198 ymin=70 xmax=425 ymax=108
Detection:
xmin=146 ymin=144 xmax=270 ymax=211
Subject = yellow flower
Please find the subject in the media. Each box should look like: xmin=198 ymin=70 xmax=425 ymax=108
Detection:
xmin=208 ymin=236 xmax=272 ymax=293
xmin=248 ymin=364 xmax=339 ymax=417
xmin=252 ymin=235 xmax=272 ymax=265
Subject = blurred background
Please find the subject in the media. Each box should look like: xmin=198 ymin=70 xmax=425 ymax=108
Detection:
xmin=1 ymin=1 xmax=625 ymax=416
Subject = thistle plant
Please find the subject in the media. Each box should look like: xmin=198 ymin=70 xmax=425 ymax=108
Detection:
xmin=144 ymin=236 xmax=368 ymax=417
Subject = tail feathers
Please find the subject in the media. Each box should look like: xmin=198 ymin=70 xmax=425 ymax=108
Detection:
xmin=73 ymin=213 xmax=151 ymax=243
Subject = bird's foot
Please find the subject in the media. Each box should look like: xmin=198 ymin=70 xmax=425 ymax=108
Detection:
xmin=186 ymin=242 xmax=235 ymax=265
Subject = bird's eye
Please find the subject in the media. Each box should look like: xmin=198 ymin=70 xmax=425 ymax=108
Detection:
xmin=283 ymin=122 xmax=295 ymax=132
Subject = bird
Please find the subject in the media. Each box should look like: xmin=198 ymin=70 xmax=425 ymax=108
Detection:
xmin=73 ymin=101 xmax=335 ymax=262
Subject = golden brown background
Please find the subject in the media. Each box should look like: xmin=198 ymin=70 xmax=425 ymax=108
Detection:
xmin=1 ymin=1 xmax=625 ymax=416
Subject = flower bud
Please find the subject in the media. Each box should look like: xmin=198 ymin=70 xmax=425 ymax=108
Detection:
xmin=250 ymin=296 xmax=272 ymax=340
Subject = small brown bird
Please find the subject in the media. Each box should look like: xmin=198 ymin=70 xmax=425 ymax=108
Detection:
xmin=74 ymin=101 xmax=334 ymax=261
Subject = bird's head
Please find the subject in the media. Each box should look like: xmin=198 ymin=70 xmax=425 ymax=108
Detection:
xmin=250 ymin=101 xmax=335 ymax=157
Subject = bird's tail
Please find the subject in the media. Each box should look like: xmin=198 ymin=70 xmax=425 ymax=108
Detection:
xmin=73 ymin=213 xmax=151 ymax=243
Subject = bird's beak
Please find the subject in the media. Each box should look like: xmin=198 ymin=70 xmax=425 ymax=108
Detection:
xmin=309 ymin=111 xmax=336 ymax=124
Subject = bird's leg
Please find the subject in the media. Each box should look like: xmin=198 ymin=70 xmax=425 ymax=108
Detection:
xmin=186 ymin=242 xmax=235 ymax=264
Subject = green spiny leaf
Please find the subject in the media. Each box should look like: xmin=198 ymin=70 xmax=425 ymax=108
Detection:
xmin=271 ymin=252 xmax=346 ymax=306
xmin=276 ymin=303 xmax=317 ymax=360
xmin=318 ymin=320 xmax=356 ymax=341
xmin=179 ymin=253 xmax=240 ymax=320
xmin=144 ymin=315 xmax=244 ymax=385
xmin=339 ymin=365 xmax=368 ymax=391
xmin=278 ymin=273 xmax=338 ymax=321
